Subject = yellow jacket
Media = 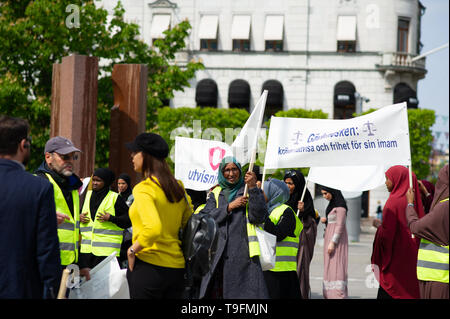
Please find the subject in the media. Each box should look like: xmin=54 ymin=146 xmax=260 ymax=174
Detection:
xmin=129 ymin=176 xmax=193 ymax=268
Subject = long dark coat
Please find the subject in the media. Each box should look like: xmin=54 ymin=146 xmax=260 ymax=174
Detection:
xmin=0 ymin=159 xmax=61 ymax=298
xmin=199 ymin=185 xmax=269 ymax=299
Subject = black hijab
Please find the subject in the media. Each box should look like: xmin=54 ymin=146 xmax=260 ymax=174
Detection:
xmin=320 ymin=185 xmax=348 ymax=219
xmin=118 ymin=173 xmax=132 ymax=199
xmin=284 ymin=170 xmax=315 ymax=220
xmin=90 ymin=168 xmax=115 ymax=218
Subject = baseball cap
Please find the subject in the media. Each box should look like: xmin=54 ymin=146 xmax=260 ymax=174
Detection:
xmin=44 ymin=136 xmax=81 ymax=155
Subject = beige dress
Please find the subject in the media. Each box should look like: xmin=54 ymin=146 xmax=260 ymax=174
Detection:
xmin=323 ymin=207 xmax=348 ymax=299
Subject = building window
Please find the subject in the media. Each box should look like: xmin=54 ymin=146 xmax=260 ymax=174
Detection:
xmin=262 ymin=80 xmax=283 ymax=122
xmin=397 ymin=18 xmax=410 ymax=52
xmin=231 ymin=15 xmax=251 ymax=51
xmin=336 ymin=16 xmax=356 ymax=53
xmin=393 ymin=82 xmax=418 ymax=109
xmin=200 ymin=39 xmax=218 ymax=51
xmin=150 ymin=14 xmax=171 ymax=44
xmin=228 ymin=79 xmax=251 ymax=112
xmin=196 ymin=79 xmax=218 ymax=107
xmin=265 ymin=40 xmax=283 ymax=52
xmin=264 ymin=15 xmax=284 ymax=52
xmin=337 ymin=41 xmax=356 ymax=53
xmin=198 ymin=15 xmax=219 ymax=51
xmin=333 ymin=81 xmax=356 ymax=119
xmin=233 ymin=39 xmax=250 ymax=52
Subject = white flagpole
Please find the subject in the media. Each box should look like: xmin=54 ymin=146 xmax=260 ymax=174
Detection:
xmin=297 ymin=174 xmax=309 ymax=217
xmin=244 ymin=90 xmax=268 ymax=197
xmin=261 ymin=167 xmax=267 ymax=191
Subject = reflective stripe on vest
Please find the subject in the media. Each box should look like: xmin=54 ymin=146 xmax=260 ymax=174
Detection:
xmin=80 ymin=190 xmax=124 ymax=257
xmin=416 ymin=198 xmax=449 ymax=283
xmin=211 ymin=186 xmax=260 ymax=257
xmin=268 ymin=204 xmax=303 ymax=272
xmin=46 ymin=173 xmax=80 ymax=266
xmin=194 ymin=204 xmax=206 ymax=215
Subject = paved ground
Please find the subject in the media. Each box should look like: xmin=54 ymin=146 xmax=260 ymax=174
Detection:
xmin=309 ymin=217 xmax=379 ymax=299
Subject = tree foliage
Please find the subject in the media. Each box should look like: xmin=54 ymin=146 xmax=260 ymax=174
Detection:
xmin=0 ymin=0 xmax=203 ymax=170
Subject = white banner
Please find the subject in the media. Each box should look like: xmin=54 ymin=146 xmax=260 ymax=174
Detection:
xmin=264 ymin=103 xmax=411 ymax=169
xmin=307 ymin=165 xmax=388 ymax=192
xmin=175 ymin=136 xmax=233 ymax=191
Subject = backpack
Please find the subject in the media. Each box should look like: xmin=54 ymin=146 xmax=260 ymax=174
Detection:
xmin=180 ymin=207 xmax=218 ymax=288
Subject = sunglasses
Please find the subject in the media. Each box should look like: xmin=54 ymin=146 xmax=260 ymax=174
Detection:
xmin=285 ymin=170 xmax=297 ymax=177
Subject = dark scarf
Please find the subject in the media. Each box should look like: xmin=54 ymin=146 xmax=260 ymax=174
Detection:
xmin=89 ymin=168 xmax=115 ymax=219
xmin=320 ymin=186 xmax=348 ymax=219
xmin=284 ymin=170 xmax=315 ymax=220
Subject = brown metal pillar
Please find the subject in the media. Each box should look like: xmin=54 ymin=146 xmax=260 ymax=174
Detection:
xmin=50 ymin=54 xmax=99 ymax=178
xmin=109 ymin=64 xmax=148 ymax=187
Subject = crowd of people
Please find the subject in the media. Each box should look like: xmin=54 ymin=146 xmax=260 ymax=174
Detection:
xmin=0 ymin=114 xmax=448 ymax=299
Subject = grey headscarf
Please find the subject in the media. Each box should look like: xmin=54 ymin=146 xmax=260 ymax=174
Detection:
xmin=264 ymin=178 xmax=290 ymax=213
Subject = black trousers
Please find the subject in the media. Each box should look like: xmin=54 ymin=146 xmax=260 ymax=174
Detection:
xmin=126 ymin=257 xmax=185 ymax=299
xmin=377 ymin=286 xmax=393 ymax=299
xmin=263 ymin=270 xmax=302 ymax=299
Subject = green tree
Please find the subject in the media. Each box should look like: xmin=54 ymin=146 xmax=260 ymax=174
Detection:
xmin=0 ymin=0 xmax=203 ymax=170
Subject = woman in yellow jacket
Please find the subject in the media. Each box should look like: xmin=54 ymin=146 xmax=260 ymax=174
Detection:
xmin=125 ymin=133 xmax=193 ymax=299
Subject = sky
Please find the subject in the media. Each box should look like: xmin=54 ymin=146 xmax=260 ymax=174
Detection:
xmin=417 ymin=0 xmax=449 ymax=152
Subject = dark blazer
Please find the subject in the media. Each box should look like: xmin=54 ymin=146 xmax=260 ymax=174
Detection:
xmin=199 ymin=185 xmax=269 ymax=299
xmin=0 ymin=159 xmax=61 ymax=298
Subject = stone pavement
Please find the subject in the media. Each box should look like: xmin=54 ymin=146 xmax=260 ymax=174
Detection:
xmin=309 ymin=217 xmax=379 ymax=299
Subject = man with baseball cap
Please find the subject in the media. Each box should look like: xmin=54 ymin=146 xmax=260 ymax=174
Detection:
xmin=35 ymin=136 xmax=90 ymax=280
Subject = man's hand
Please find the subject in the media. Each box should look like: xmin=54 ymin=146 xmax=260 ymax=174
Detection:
xmin=56 ymin=212 xmax=70 ymax=225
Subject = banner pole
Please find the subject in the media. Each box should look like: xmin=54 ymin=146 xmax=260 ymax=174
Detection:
xmin=297 ymin=174 xmax=309 ymax=217
xmin=261 ymin=167 xmax=267 ymax=191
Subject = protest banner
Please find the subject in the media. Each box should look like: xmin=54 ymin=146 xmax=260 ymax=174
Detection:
xmin=175 ymin=136 xmax=233 ymax=191
xmin=307 ymin=164 xmax=388 ymax=192
xmin=264 ymin=103 xmax=411 ymax=170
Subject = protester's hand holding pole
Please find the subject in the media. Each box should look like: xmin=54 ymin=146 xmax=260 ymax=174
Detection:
xmin=297 ymin=174 xmax=309 ymax=217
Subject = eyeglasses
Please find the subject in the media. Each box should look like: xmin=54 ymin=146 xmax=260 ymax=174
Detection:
xmin=26 ymin=136 xmax=32 ymax=144
xmin=223 ymin=167 xmax=239 ymax=175
xmin=53 ymin=152 xmax=79 ymax=161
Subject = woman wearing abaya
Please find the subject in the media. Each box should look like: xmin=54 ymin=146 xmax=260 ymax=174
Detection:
xmin=405 ymin=164 xmax=449 ymax=299
xmin=284 ymin=170 xmax=318 ymax=299
xmin=371 ymin=165 xmax=424 ymax=299
xmin=79 ymin=168 xmax=131 ymax=269
xmin=199 ymin=156 xmax=269 ymax=299
xmin=320 ymin=186 xmax=348 ymax=299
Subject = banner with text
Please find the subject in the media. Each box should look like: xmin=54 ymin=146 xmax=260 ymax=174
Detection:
xmin=175 ymin=136 xmax=233 ymax=191
xmin=264 ymin=103 xmax=410 ymax=169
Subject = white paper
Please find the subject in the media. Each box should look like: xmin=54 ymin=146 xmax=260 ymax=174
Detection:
xmin=69 ymin=252 xmax=130 ymax=299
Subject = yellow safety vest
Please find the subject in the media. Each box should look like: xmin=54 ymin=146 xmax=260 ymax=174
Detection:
xmin=268 ymin=204 xmax=303 ymax=272
xmin=211 ymin=186 xmax=260 ymax=257
xmin=80 ymin=190 xmax=124 ymax=257
xmin=46 ymin=173 xmax=80 ymax=266
xmin=194 ymin=204 xmax=206 ymax=215
xmin=417 ymin=198 xmax=449 ymax=284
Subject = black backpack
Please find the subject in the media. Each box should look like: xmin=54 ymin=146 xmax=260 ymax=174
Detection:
xmin=180 ymin=210 xmax=218 ymax=289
